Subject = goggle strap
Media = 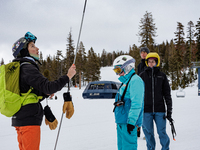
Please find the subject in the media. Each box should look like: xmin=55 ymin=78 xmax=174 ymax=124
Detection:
xmin=13 ymin=43 xmax=25 ymax=57
xmin=121 ymin=59 xmax=135 ymax=69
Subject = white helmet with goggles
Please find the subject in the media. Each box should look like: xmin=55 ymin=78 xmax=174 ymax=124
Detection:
xmin=113 ymin=55 xmax=135 ymax=75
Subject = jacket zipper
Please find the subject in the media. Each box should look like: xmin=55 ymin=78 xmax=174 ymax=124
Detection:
xmin=152 ymin=68 xmax=154 ymax=112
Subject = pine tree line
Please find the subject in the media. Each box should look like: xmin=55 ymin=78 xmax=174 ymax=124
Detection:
xmin=0 ymin=12 xmax=199 ymax=90
xmin=133 ymin=13 xmax=200 ymax=90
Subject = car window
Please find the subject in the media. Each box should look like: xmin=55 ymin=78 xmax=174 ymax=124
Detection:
xmin=111 ymin=84 xmax=117 ymax=89
xmin=88 ymin=84 xmax=105 ymax=90
xmin=105 ymin=84 xmax=111 ymax=89
xmin=89 ymin=84 xmax=97 ymax=90
xmin=97 ymin=84 xmax=104 ymax=89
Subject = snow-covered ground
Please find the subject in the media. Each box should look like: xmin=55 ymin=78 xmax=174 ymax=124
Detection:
xmin=0 ymin=67 xmax=200 ymax=150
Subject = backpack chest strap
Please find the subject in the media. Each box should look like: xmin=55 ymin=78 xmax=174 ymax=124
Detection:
xmin=21 ymin=88 xmax=43 ymax=106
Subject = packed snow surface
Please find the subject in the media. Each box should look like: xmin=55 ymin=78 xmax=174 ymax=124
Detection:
xmin=0 ymin=67 xmax=200 ymax=150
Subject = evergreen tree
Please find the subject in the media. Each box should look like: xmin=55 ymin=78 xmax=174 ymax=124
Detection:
xmin=174 ymin=22 xmax=185 ymax=87
xmin=97 ymin=53 xmax=101 ymax=69
xmin=101 ymin=49 xmax=107 ymax=67
xmin=75 ymin=41 xmax=87 ymax=89
xmin=129 ymin=44 xmax=140 ymax=73
xmin=159 ymin=42 xmax=168 ymax=75
xmin=85 ymin=47 xmax=100 ymax=83
xmin=51 ymin=55 xmax=60 ymax=81
xmin=180 ymin=72 xmax=188 ymax=89
xmin=41 ymin=60 xmax=47 ymax=74
xmin=39 ymin=52 xmax=45 ymax=74
xmin=187 ymin=21 xmax=195 ymax=46
xmin=39 ymin=52 xmax=43 ymax=62
xmin=65 ymin=30 xmax=75 ymax=70
xmin=106 ymin=52 xmax=113 ymax=66
xmin=184 ymin=41 xmax=191 ymax=67
xmin=157 ymin=43 xmax=164 ymax=62
xmin=168 ymin=40 xmax=178 ymax=90
xmin=188 ymin=68 xmax=195 ymax=84
xmin=56 ymin=50 xmax=63 ymax=76
xmin=114 ymin=50 xmax=127 ymax=58
xmin=45 ymin=55 xmax=53 ymax=81
xmin=165 ymin=41 xmax=170 ymax=75
xmin=43 ymin=69 xmax=51 ymax=81
xmin=138 ymin=11 xmax=157 ymax=51
xmin=186 ymin=21 xmax=195 ymax=66
xmin=191 ymin=40 xmax=198 ymax=62
xmin=112 ymin=51 xmax=117 ymax=64
xmin=63 ymin=30 xmax=75 ymax=87
xmin=0 ymin=58 xmax=4 ymax=65
xmin=195 ymin=18 xmax=200 ymax=61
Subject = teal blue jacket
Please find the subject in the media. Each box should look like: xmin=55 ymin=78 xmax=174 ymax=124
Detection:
xmin=114 ymin=69 xmax=144 ymax=127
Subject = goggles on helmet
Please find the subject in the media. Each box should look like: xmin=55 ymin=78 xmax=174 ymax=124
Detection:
xmin=25 ymin=32 xmax=37 ymax=42
xmin=113 ymin=65 xmax=124 ymax=75
xmin=113 ymin=59 xmax=135 ymax=75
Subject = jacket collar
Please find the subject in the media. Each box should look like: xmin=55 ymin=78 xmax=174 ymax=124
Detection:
xmin=141 ymin=59 xmax=145 ymax=63
xmin=24 ymin=56 xmax=35 ymax=62
xmin=12 ymin=57 xmax=39 ymax=70
xmin=118 ymin=69 xmax=135 ymax=83
xmin=146 ymin=67 xmax=160 ymax=74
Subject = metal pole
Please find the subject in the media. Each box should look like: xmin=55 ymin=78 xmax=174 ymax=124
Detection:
xmin=54 ymin=1 xmax=88 ymax=149
xmin=54 ymin=113 xmax=64 ymax=150
xmin=73 ymin=0 xmax=87 ymax=65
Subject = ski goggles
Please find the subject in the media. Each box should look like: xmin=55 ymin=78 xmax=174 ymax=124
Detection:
xmin=113 ymin=65 xmax=124 ymax=75
xmin=24 ymin=32 xmax=37 ymax=42
xmin=113 ymin=59 xmax=135 ymax=75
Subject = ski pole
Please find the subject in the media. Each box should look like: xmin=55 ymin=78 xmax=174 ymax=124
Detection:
xmin=54 ymin=1 xmax=88 ymax=149
xmin=73 ymin=0 xmax=87 ymax=65
xmin=54 ymin=83 xmax=70 ymax=150
xmin=54 ymin=113 xmax=64 ymax=150
xmin=169 ymin=120 xmax=176 ymax=141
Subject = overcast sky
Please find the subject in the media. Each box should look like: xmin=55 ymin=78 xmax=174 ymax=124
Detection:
xmin=0 ymin=0 xmax=199 ymax=63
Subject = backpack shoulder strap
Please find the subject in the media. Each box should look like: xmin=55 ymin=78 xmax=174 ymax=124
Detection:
xmin=20 ymin=62 xmax=31 ymax=66
xmin=19 ymin=61 xmax=34 ymax=94
xmin=121 ymin=72 xmax=135 ymax=101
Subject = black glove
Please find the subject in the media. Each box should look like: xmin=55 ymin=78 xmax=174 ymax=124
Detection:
xmin=164 ymin=111 xmax=173 ymax=122
xmin=44 ymin=105 xmax=58 ymax=130
xmin=127 ymin=124 xmax=135 ymax=134
xmin=44 ymin=105 xmax=56 ymax=122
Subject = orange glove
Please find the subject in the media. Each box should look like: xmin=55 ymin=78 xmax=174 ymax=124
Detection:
xmin=63 ymin=101 xmax=74 ymax=119
xmin=44 ymin=105 xmax=58 ymax=130
xmin=45 ymin=117 xmax=58 ymax=130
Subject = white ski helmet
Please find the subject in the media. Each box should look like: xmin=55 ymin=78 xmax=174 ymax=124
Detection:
xmin=113 ymin=55 xmax=135 ymax=75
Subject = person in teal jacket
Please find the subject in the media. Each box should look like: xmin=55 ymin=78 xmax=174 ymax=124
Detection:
xmin=113 ymin=55 xmax=145 ymax=150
